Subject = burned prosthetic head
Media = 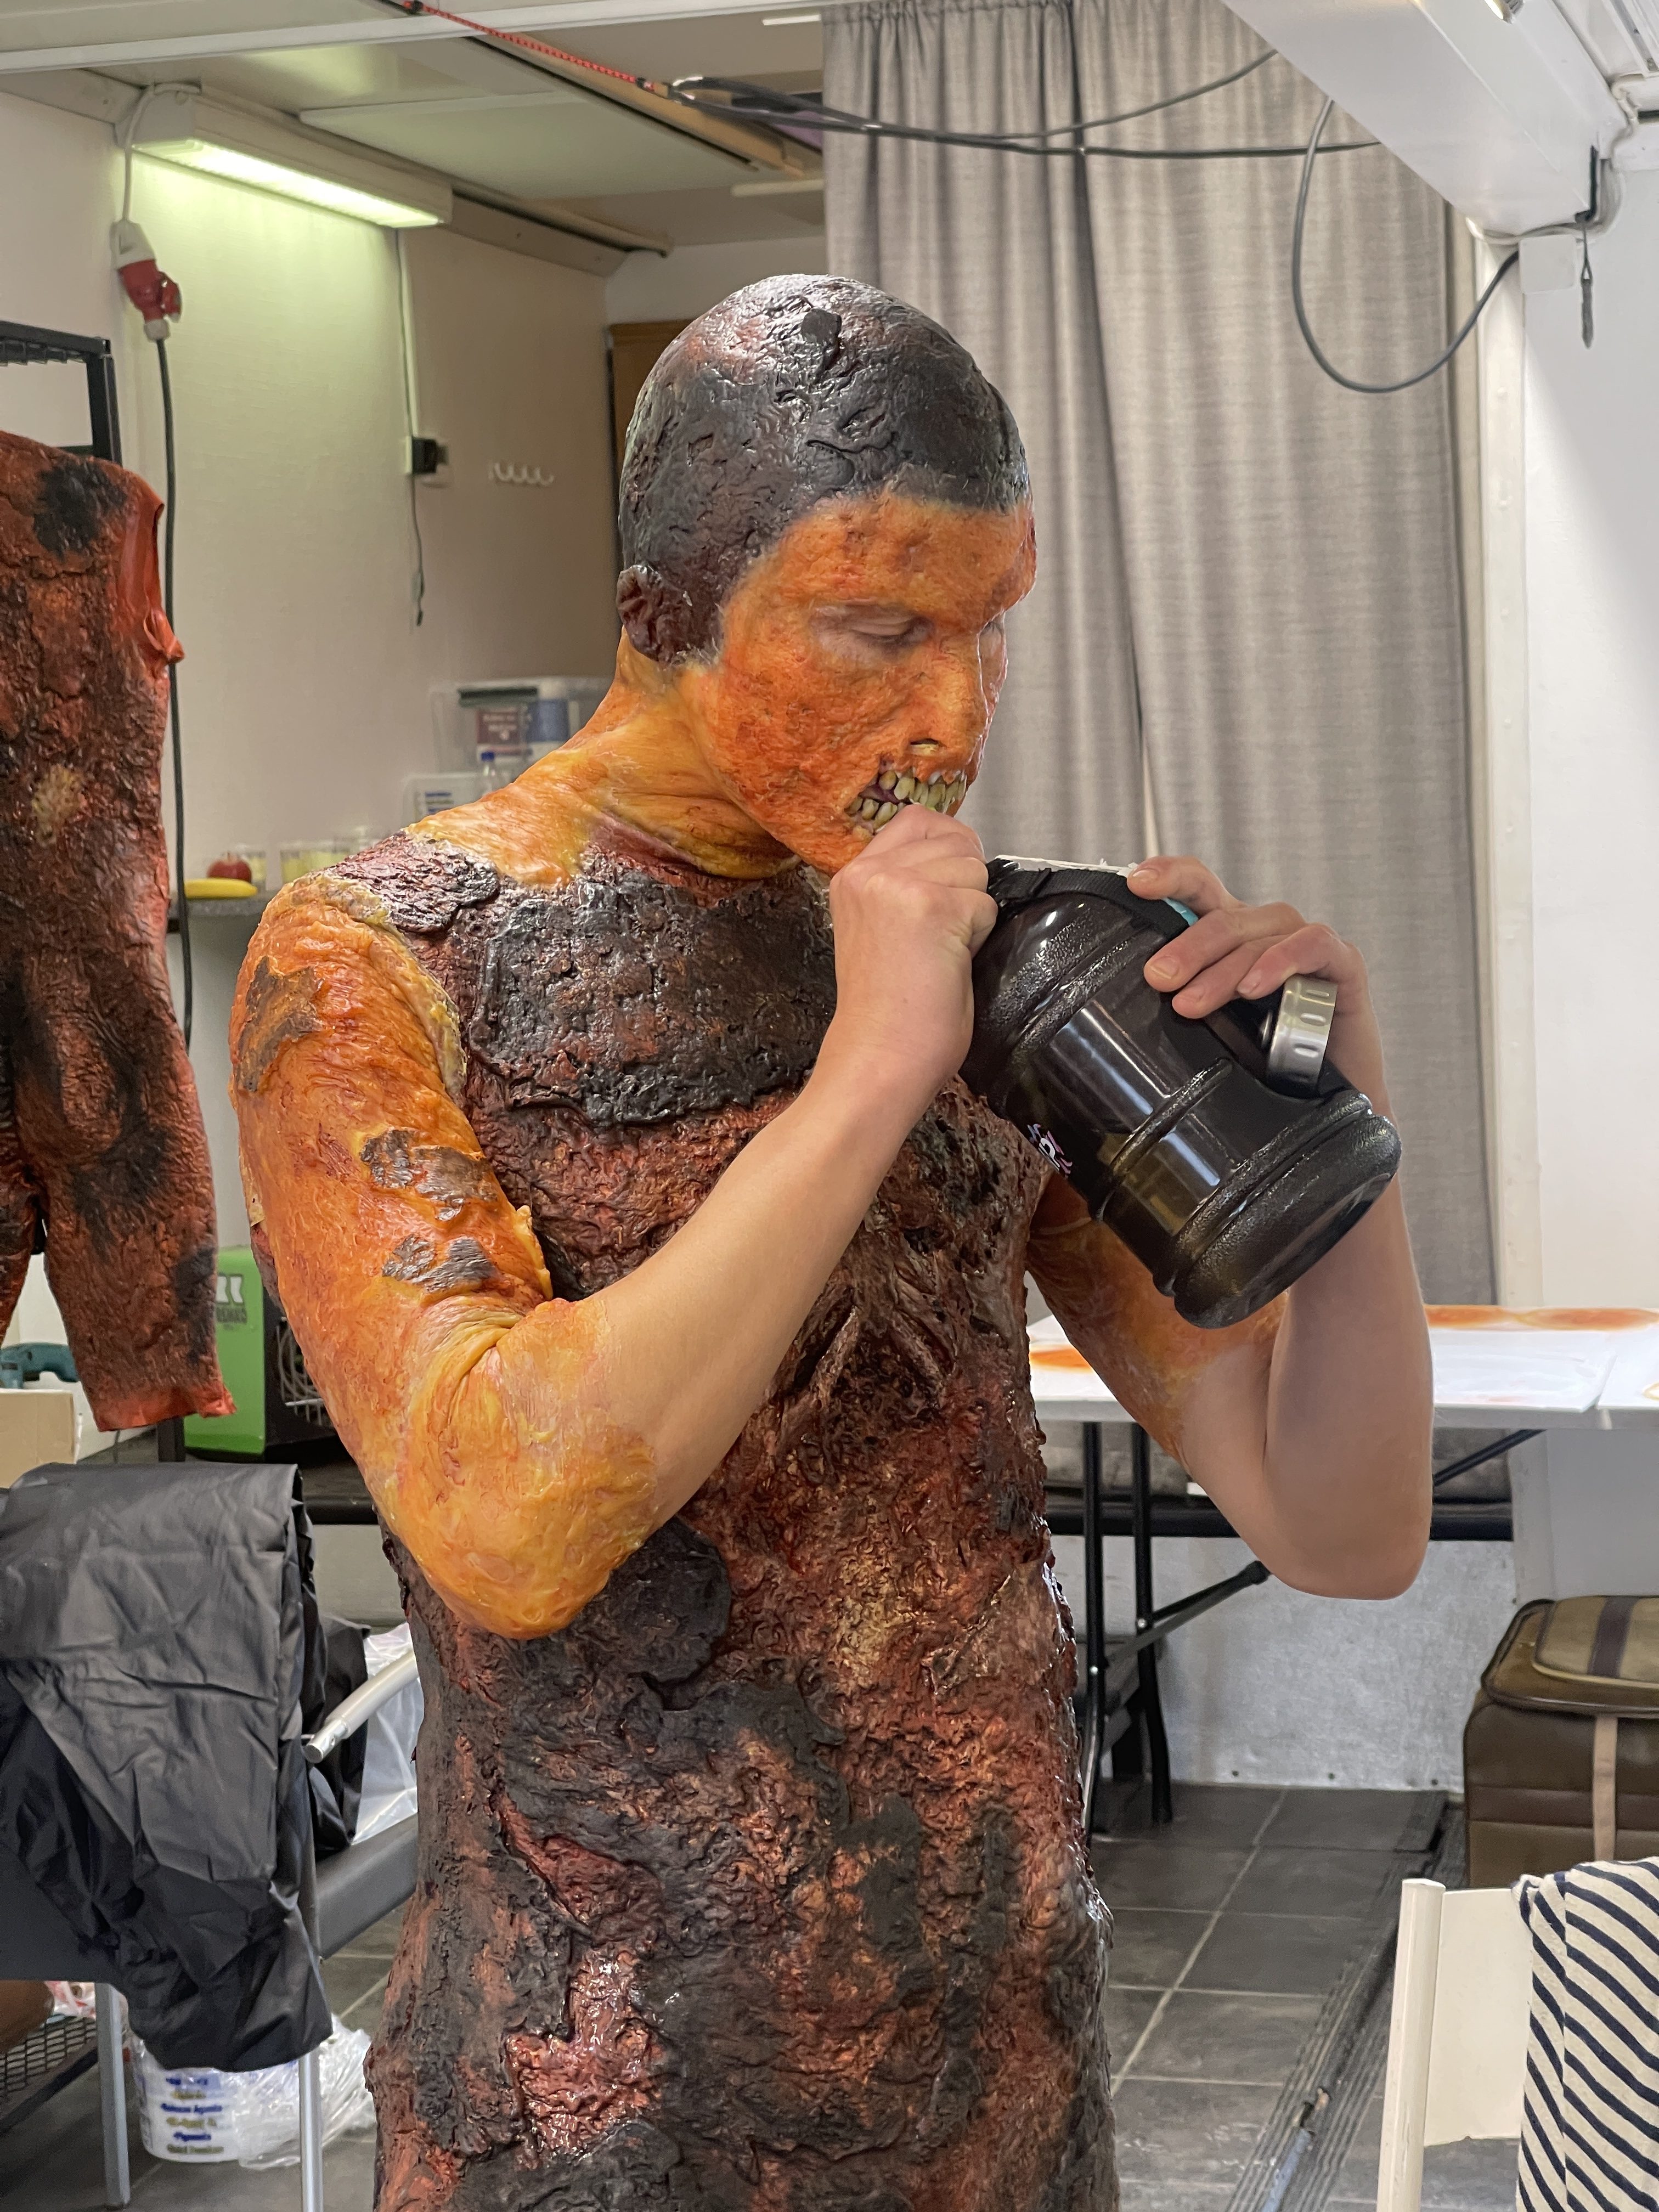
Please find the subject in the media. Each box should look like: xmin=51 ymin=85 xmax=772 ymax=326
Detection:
xmin=618 ymin=276 xmax=1036 ymax=873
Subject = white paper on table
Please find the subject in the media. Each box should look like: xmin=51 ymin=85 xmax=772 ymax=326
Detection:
xmin=1592 ymin=1322 xmax=1659 ymax=1414
xmin=1025 ymin=1321 xmax=1121 ymax=1418
xmin=1428 ymin=1313 xmax=1659 ymax=1414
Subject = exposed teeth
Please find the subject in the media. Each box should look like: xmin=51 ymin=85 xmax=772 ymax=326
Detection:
xmin=851 ymin=767 xmax=969 ymax=826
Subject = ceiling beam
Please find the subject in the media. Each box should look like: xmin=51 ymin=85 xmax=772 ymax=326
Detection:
xmin=0 ymin=1 xmax=792 ymax=77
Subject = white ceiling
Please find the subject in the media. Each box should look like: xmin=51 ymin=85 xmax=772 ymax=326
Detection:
xmin=0 ymin=0 xmax=386 ymax=52
xmin=302 ymin=84 xmax=749 ymax=199
xmin=1 ymin=4 xmax=825 ymax=246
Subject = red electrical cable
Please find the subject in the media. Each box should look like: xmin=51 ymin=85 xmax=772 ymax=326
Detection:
xmin=387 ymin=1 xmax=666 ymax=93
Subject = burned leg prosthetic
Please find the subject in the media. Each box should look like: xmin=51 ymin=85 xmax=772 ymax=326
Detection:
xmin=0 ymin=432 xmax=228 ymax=1426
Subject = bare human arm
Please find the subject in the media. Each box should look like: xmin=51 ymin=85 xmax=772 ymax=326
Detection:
xmin=1027 ymin=856 xmax=1432 ymax=1600
xmin=232 ymin=807 xmax=994 ymax=1639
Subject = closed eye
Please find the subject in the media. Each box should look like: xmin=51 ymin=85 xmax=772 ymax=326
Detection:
xmin=813 ymin=604 xmax=932 ymax=654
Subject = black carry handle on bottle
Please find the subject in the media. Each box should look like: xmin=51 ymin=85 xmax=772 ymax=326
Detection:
xmin=961 ymin=859 xmax=1402 ymax=1329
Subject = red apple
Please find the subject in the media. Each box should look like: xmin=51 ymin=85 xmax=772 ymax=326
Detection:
xmin=206 ymin=856 xmax=253 ymax=882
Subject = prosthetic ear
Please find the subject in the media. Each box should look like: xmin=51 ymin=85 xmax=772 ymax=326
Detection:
xmin=617 ymin=565 xmax=703 ymax=664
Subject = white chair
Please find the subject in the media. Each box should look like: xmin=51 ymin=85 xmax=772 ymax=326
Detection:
xmin=1376 ymin=1877 xmax=1531 ymax=2212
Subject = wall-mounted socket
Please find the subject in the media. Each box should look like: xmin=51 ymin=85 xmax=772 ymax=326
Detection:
xmin=410 ymin=436 xmax=450 ymax=483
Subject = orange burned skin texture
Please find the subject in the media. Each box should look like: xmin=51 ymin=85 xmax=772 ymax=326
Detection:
xmin=231 ymin=873 xmax=654 ymax=1638
xmin=232 ymin=480 xmax=1239 ymax=1643
xmin=679 ymin=493 xmax=1036 ymax=874
xmin=425 ymin=489 xmax=1036 ymax=886
xmin=1026 ymin=1175 xmax=1280 ymax=1465
xmin=232 ymin=489 xmax=1032 ymax=1649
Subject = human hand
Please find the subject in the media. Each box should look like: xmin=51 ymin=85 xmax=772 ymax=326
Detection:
xmin=1125 ymin=856 xmax=1389 ymax=1105
xmin=819 ymin=806 xmax=997 ymax=1121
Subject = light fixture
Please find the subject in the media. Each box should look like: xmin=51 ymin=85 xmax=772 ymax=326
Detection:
xmin=131 ymin=89 xmax=450 ymax=228
xmin=1480 ymin=0 xmax=1522 ymax=19
xmin=731 ymin=175 xmax=826 ymax=197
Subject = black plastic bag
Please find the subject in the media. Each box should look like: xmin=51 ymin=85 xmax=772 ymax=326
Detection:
xmin=0 ymin=1460 xmax=331 ymax=2069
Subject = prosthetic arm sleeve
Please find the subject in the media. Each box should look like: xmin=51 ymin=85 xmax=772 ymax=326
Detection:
xmin=230 ymin=875 xmax=654 ymax=1638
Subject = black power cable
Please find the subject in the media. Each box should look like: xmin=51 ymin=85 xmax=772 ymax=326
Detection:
xmin=1015 ymin=48 xmax=1273 ymax=139
xmin=671 ymin=74 xmax=1379 ymax=159
xmin=156 ymin=338 xmax=192 ymax=1049
xmin=1292 ymin=96 xmax=1518 ymax=394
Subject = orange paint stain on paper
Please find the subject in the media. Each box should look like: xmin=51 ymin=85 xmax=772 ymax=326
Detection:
xmin=1427 ymin=1305 xmax=1659 ymax=1331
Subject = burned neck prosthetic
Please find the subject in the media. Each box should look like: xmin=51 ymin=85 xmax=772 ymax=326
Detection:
xmin=233 ymin=278 xmax=1120 ymax=2209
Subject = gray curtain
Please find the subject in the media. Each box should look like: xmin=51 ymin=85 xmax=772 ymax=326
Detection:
xmin=823 ymin=0 xmax=1493 ymax=1301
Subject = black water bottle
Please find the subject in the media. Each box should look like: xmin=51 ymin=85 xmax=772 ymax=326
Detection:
xmin=962 ymin=859 xmax=1401 ymax=1328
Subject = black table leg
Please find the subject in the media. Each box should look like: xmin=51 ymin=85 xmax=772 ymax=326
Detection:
xmin=1131 ymin=1424 xmax=1173 ymax=1825
xmin=1080 ymin=1422 xmax=1105 ymax=1834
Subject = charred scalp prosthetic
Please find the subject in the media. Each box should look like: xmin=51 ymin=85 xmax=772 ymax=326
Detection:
xmin=617 ymin=276 xmax=1030 ymax=665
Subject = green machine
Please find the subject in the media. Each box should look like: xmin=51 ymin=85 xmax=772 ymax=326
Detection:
xmin=183 ymin=1246 xmax=335 ymax=1458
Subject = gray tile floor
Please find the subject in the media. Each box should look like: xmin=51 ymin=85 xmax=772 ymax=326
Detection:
xmin=1328 ymin=2088 xmax=1522 ymax=2211
xmin=1093 ymin=1781 xmax=1521 ymax=2212
xmin=5 ymin=1787 xmax=1522 ymax=2212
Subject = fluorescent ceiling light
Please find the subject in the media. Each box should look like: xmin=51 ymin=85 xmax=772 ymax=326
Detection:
xmin=140 ymin=140 xmax=444 ymax=225
xmin=731 ymin=174 xmax=824 ymax=195
xmin=132 ymin=89 xmax=450 ymax=228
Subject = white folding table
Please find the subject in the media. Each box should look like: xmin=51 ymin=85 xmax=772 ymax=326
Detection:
xmin=1029 ymin=1308 xmax=1659 ymax=1832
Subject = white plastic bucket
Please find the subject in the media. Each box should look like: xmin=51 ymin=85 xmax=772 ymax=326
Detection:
xmin=129 ymin=2055 xmax=240 ymax=2162
xmin=129 ymin=2016 xmax=375 ymax=2166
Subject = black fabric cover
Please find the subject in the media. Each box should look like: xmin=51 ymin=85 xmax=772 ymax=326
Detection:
xmin=0 ymin=1460 xmax=331 ymax=2068
xmin=302 ymin=1552 xmax=369 ymax=1860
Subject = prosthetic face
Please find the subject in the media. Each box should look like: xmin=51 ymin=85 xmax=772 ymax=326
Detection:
xmin=677 ymin=490 xmax=1036 ymax=876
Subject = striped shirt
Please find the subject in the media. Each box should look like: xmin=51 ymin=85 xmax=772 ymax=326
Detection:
xmin=1516 ymin=1859 xmax=1659 ymax=2212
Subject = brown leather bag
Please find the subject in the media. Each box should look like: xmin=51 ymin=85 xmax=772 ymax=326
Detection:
xmin=0 ymin=1979 xmax=49 ymax=2055
xmin=1465 ymin=1597 xmax=1659 ymax=1888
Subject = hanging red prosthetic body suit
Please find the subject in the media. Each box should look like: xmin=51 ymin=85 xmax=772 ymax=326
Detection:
xmin=0 ymin=428 xmax=229 ymax=1427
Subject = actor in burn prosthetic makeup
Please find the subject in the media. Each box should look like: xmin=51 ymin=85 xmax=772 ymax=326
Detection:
xmin=233 ymin=278 xmax=1431 ymax=2209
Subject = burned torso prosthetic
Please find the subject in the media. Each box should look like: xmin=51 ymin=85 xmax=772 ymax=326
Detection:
xmin=241 ymin=832 xmax=1111 ymax=2210
xmin=228 ymin=275 xmax=1254 ymax=2212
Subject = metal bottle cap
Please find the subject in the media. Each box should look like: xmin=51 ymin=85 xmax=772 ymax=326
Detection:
xmin=1264 ymin=974 xmax=1338 ymax=1093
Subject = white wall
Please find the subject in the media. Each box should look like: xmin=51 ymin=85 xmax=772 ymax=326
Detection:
xmin=605 ymin=230 xmax=826 ymax=324
xmin=0 ymin=91 xmax=618 ymax=1243
xmin=1520 ymin=167 xmax=1659 ymax=1306
xmin=1048 ymin=1531 xmax=1517 ymax=1791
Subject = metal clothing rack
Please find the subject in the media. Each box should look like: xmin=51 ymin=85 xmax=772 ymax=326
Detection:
xmin=0 ymin=321 xmax=122 ymax=463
